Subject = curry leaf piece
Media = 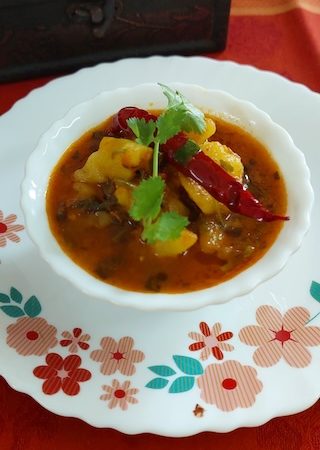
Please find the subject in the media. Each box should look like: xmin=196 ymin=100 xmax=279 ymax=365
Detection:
xmin=145 ymin=378 xmax=169 ymax=389
xmin=127 ymin=117 xmax=156 ymax=147
xmin=310 ymin=281 xmax=320 ymax=303
xmin=148 ymin=365 xmax=176 ymax=377
xmin=23 ymin=295 xmax=41 ymax=317
xmin=158 ymin=84 xmax=206 ymax=134
xmin=173 ymin=355 xmax=204 ymax=376
xmin=174 ymin=139 xmax=200 ymax=165
xmin=1 ymin=305 xmax=25 ymax=318
xmin=129 ymin=176 xmax=165 ymax=222
xmin=10 ymin=287 xmax=23 ymax=304
xmin=142 ymin=212 xmax=189 ymax=244
xmin=169 ymin=376 xmax=195 ymax=394
xmin=0 ymin=293 xmax=10 ymax=304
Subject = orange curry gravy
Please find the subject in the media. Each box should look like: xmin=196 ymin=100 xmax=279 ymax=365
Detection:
xmin=46 ymin=114 xmax=287 ymax=293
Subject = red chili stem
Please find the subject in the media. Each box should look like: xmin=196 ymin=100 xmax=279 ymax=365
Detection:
xmin=164 ymin=147 xmax=289 ymax=222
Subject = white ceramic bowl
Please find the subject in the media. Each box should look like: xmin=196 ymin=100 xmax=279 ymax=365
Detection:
xmin=21 ymin=83 xmax=313 ymax=311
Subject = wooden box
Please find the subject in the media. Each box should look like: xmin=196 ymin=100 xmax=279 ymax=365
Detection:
xmin=0 ymin=0 xmax=231 ymax=82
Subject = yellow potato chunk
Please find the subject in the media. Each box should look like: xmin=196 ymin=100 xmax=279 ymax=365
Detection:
xmin=187 ymin=117 xmax=216 ymax=144
xmin=201 ymin=141 xmax=243 ymax=181
xmin=92 ymin=211 xmax=113 ymax=228
xmin=114 ymin=185 xmax=132 ymax=210
xmin=199 ymin=217 xmax=224 ymax=254
xmin=164 ymin=191 xmax=189 ymax=217
xmin=179 ymin=140 xmax=244 ymax=215
xmin=74 ymin=137 xmax=152 ymax=183
xmin=179 ymin=173 xmax=221 ymax=215
xmin=73 ymin=182 xmax=97 ymax=199
xmin=152 ymin=229 xmax=197 ymax=257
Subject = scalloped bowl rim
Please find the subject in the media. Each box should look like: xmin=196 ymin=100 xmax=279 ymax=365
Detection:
xmin=21 ymin=83 xmax=313 ymax=311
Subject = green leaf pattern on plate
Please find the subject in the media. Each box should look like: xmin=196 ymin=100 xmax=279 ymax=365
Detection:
xmin=307 ymin=280 xmax=320 ymax=324
xmin=10 ymin=287 xmax=23 ymax=304
xmin=169 ymin=376 xmax=195 ymax=393
xmin=24 ymin=295 xmax=42 ymax=317
xmin=146 ymin=355 xmax=203 ymax=393
xmin=145 ymin=378 xmax=169 ymax=389
xmin=0 ymin=288 xmax=41 ymax=318
xmin=0 ymin=293 xmax=10 ymax=303
xmin=172 ymin=355 xmax=204 ymax=376
xmin=310 ymin=281 xmax=320 ymax=303
xmin=148 ymin=365 xmax=176 ymax=377
xmin=0 ymin=305 xmax=25 ymax=317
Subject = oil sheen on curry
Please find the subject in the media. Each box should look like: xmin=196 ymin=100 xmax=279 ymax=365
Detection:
xmin=46 ymin=87 xmax=288 ymax=294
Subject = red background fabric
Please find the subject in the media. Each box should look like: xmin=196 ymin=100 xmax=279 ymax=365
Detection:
xmin=0 ymin=1 xmax=319 ymax=448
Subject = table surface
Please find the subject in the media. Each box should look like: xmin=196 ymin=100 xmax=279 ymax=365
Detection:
xmin=0 ymin=1 xmax=319 ymax=448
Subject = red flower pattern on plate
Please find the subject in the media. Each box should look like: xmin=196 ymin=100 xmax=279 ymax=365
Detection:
xmin=60 ymin=328 xmax=90 ymax=353
xmin=197 ymin=360 xmax=263 ymax=411
xmin=33 ymin=353 xmax=91 ymax=395
xmin=188 ymin=322 xmax=234 ymax=360
xmin=0 ymin=210 xmax=24 ymax=247
xmin=100 ymin=380 xmax=138 ymax=410
xmin=6 ymin=317 xmax=57 ymax=356
xmin=90 ymin=336 xmax=145 ymax=376
xmin=239 ymin=305 xmax=320 ymax=368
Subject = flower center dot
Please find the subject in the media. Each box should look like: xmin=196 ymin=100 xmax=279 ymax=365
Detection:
xmin=114 ymin=389 xmax=126 ymax=399
xmin=26 ymin=331 xmax=39 ymax=340
xmin=0 ymin=223 xmax=7 ymax=234
xmin=222 ymin=378 xmax=237 ymax=390
xmin=56 ymin=368 xmax=69 ymax=380
xmin=275 ymin=327 xmax=291 ymax=343
xmin=204 ymin=335 xmax=219 ymax=348
xmin=113 ymin=351 xmax=124 ymax=360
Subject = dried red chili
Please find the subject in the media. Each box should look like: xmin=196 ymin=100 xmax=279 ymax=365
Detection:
xmin=163 ymin=142 xmax=289 ymax=222
xmin=112 ymin=107 xmax=156 ymax=137
xmin=161 ymin=132 xmax=188 ymax=152
xmin=113 ymin=108 xmax=289 ymax=222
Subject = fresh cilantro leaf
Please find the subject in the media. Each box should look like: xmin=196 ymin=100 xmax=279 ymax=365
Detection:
xmin=129 ymin=176 xmax=165 ymax=221
xmin=127 ymin=117 xmax=156 ymax=146
xmin=128 ymin=85 xmax=207 ymax=245
xmin=179 ymin=107 xmax=205 ymax=134
xmin=158 ymin=83 xmax=180 ymax=108
xmin=174 ymin=140 xmax=200 ymax=165
xmin=156 ymin=109 xmax=184 ymax=144
xmin=158 ymin=84 xmax=206 ymax=134
xmin=142 ymin=211 xmax=189 ymax=244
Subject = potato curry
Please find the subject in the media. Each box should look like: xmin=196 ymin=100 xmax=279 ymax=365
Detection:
xmin=46 ymin=85 xmax=288 ymax=293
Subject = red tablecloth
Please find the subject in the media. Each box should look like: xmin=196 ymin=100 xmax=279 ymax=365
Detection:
xmin=1 ymin=1 xmax=319 ymax=448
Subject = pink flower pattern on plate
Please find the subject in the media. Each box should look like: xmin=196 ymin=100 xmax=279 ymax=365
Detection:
xmin=188 ymin=322 xmax=234 ymax=360
xmin=60 ymin=328 xmax=90 ymax=353
xmin=6 ymin=317 xmax=57 ymax=356
xmin=197 ymin=360 xmax=263 ymax=411
xmin=0 ymin=210 xmax=24 ymax=247
xmin=90 ymin=336 xmax=145 ymax=375
xmin=239 ymin=305 xmax=320 ymax=368
xmin=100 ymin=380 xmax=138 ymax=410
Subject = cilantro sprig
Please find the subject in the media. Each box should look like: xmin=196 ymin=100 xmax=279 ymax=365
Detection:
xmin=128 ymin=84 xmax=205 ymax=244
xmin=126 ymin=118 xmax=156 ymax=147
xmin=174 ymin=140 xmax=200 ymax=165
xmin=130 ymin=177 xmax=164 ymax=222
xmin=142 ymin=212 xmax=189 ymax=244
xmin=158 ymin=83 xmax=206 ymax=138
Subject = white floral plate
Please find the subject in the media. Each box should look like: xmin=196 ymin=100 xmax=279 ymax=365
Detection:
xmin=0 ymin=56 xmax=320 ymax=436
